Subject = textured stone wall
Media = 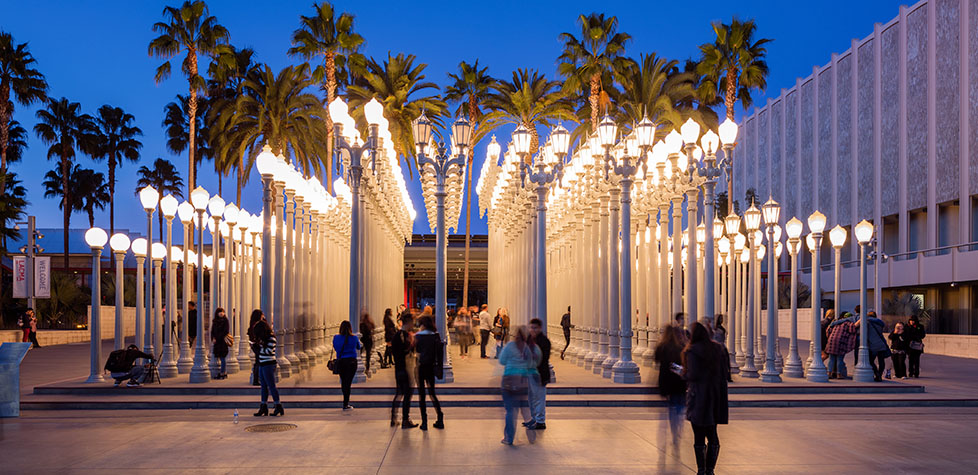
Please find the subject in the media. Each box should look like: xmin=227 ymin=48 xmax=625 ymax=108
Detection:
xmin=801 ymin=80 xmax=815 ymax=217
xmin=936 ymin=0 xmax=960 ymax=204
xmin=785 ymin=91 xmax=798 ymax=219
xmin=837 ymin=55 xmax=853 ymax=225
xmin=881 ymin=25 xmax=900 ymax=217
xmin=818 ymin=70 xmax=834 ymax=216
xmin=857 ymin=41 xmax=876 ymax=219
xmin=906 ymin=6 xmax=928 ymax=211
xmin=972 ymin=0 xmax=978 ymax=196
xmin=771 ymin=100 xmax=784 ymax=208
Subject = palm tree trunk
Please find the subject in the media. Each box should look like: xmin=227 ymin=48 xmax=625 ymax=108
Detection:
xmin=325 ymin=52 xmax=337 ymax=194
xmin=158 ymin=212 xmax=164 ymax=244
xmin=60 ymin=153 xmax=70 ymax=270
xmin=187 ymin=50 xmax=199 ymax=195
xmin=236 ymin=165 xmax=243 ymax=206
xmin=109 ymin=157 xmax=116 ymax=237
xmin=725 ymin=68 xmax=737 ymax=120
xmin=0 ymin=89 xmax=9 ymax=197
xmin=590 ymin=73 xmax=601 ymax=133
xmin=218 ymin=173 xmax=223 ymax=196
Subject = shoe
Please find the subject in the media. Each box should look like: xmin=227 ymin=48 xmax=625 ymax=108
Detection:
xmin=705 ymin=443 xmax=720 ymax=475
xmin=420 ymin=422 xmax=428 ymax=431
xmin=254 ymin=403 xmax=269 ymax=417
xmin=433 ymin=417 xmax=444 ymax=430
xmin=522 ymin=421 xmax=533 ymax=427
xmin=126 ymin=381 xmax=141 ymax=387
xmin=391 ymin=416 xmax=398 ymax=427
xmin=402 ymin=420 xmax=418 ymax=429
xmin=528 ymin=422 xmax=546 ymax=430
xmin=114 ymin=381 xmax=121 ymax=387
xmin=272 ymin=403 xmax=284 ymax=416
xmin=500 ymin=438 xmax=513 ymax=445
xmin=693 ymin=444 xmax=707 ymax=475
xmin=560 ymin=352 xmax=565 ymax=360
xmin=342 ymin=405 xmax=354 ymax=411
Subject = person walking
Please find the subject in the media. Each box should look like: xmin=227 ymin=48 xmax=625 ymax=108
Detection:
xmin=654 ymin=324 xmax=687 ymax=447
xmin=250 ymin=310 xmax=283 ymax=417
xmin=498 ymin=325 xmax=540 ymax=445
xmin=360 ymin=313 xmax=376 ymax=373
xmin=210 ymin=308 xmax=230 ymax=380
xmin=683 ymin=322 xmax=729 ymax=475
xmin=479 ymin=304 xmax=492 ymax=359
xmin=22 ymin=309 xmax=41 ymax=348
xmin=888 ymin=322 xmax=909 ymax=379
xmin=493 ymin=308 xmax=510 ymax=358
xmin=414 ymin=316 xmax=445 ymax=430
xmin=383 ymin=308 xmax=396 ymax=368
xmin=187 ymin=301 xmax=197 ymax=347
xmin=864 ymin=311 xmax=890 ymax=382
xmin=525 ymin=318 xmax=551 ymax=430
xmin=453 ymin=308 xmax=472 ymax=359
xmin=391 ymin=312 xmax=418 ymax=428
xmin=559 ymin=306 xmax=572 ymax=360
xmin=333 ymin=320 xmax=362 ymax=410
xmin=905 ymin=314 xmax=926 ymax=378
xmin=712 ymin=315 xmax=727 ymax=348
xmin=674 ymin=313 xmax=690 ymax=346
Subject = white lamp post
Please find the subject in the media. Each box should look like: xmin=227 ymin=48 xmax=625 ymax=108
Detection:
xmin=85 ymin=227 xmax=108 ymax=383
xmin=138 ymin=185 xmax=159 ymax=356
xmin=222 ymin=203 xmax=241 ymax=375
xmin=109 ymin=233 xmax=130 ymax=350
xmin=784 ymin=217 xmax=805 ymax=377
xmin=151 ymin=242 xmax=165 ymax=361
xmin=829 ymin=225 xmax=848 ymax=316
xmin=131 ymin=238 xmax=146 ymax=359
xmin=189 ymin=186 xmax=211 ymax=383
xmin=158 ymin=194 xmax=179 ymax=378
xmin=760 ymin=198 xmax=782 ymax=383
xmin=741 ymin=204 xmax=761 ymax=377
xmin=207 ymin=196 xmax=225 ymax=378
xmin=725 ymin=213 xmax=742 ymax=373
xmin=853 ymin=219 xmax=876 ymax=382
xmin=176 ymin=201 xmax=195 ymax=373
xmin=806 ymin=210 xmax=829 ymax=382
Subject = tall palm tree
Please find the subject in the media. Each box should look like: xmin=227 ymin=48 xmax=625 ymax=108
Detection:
xmin=0 ymin=171 xmax=27 ymax=303
xmin=697 ymin=17 xmax=771 ymax=121
xmin=34 ymin=97 xmax=96 ymax=269
xmin=44 ymin=166 xmax=110 ymax=229
xmin=206 ymin=45 xmax=257 ymax=203
xmin=92 ymin=105 xmax=143 ymax=236
xmin=3 ymin=118 xmax=27 ymax=164
xmin=346 ymin=53 xmax=447 ymax=173
xmin=148 ymin=0 xmax=230 ymax=194
xmin=136 ymin=158 xmax=184 ymax=241
xmin=289 ymin=1 xmax=365 ymax=193
xmin=557 ymin=13 xmax=631 ymax=134
xmin=210 ymin=63 xmax=330 ymax=181
xmin=483 ymin=69 xmax=575 ymax=156
xmin=0 ymin=31 xmax=49 ymax=195
xmin=163 ymin=94 xmax=213 ymax=190
xmin=444 ymin=59 xmax=495 ymax=309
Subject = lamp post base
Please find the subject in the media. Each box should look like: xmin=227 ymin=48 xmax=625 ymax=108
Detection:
xmin=740 ymin=358 xmax=759 ymax=378
xmin=760 ymin=366 xmax=782 ymax=383
xmin=189 ymin=367 xmax=211 ymax=383
xmin=225 ymin=348 xmax=240 ymax=374
xmin=85 ymin=373 xmax=105 ymax=383
xmin=611 ymin=359 xmax=641 ymax=384
xmin=158 ymin=357 xmax=179 ymax=379
xmin=353 ymin=355 xmax=366 ymax=383
xmin=806 ymin=363 xmax=829 ymax=382
xmin=853 ymin=350 xmax=876 ymax=382
xmin=600 ymin=356 xmax=618 ymax=379
xmin=783 ymin=362 xmax=805 ymax=378
xmin=276 ymin=356 xmax=292 ymax=379
xmin=436 ymin=364 xmax=455 ymax=384
xmin=177 ymin=344 xmax=193 ymax=374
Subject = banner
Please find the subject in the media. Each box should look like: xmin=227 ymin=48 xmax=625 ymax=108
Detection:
xmin=12 ymin=256 xmax=26 ymax=298
xmin=35 ymin=257 xmax=51 ymax=298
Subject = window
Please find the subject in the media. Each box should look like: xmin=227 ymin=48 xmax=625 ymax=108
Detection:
xmin=908 ymin=209 xmax=927 ymax=259
xmin=937 ymin=201 xmax=959 ymax=255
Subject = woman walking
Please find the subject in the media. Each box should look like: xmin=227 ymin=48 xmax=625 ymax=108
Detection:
xmin=654 ymin=324 xmax=687 ymax=447
xmin=889 ymin=322 xmax=909 ymax=379
xmin=683 ymin=322 xmax=729 ymax=475
xmin=333 ymin=320 xmax=362 ymax=410
xmin=453 ymin=308 xmax=472 ymax=359
xmin=414 ymin=316 xmax=445 ymax=430
xmin=383 ymin=308 xmax=396 ymax=368
xmin=905 ymin=314 xmax=926 ymax=378
xmin=250 ymin=310 xmax=283 ymax=417
xmin=210 ymin=308 xmax=230 ymax=380
xmin=498 ymin=325 xmax=540 ymax=445
xmin=360 ymin=313 xmax=376 ymax=373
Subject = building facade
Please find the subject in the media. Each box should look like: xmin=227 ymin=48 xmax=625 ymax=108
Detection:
xmin=737 ymin=0 xmax=978 ymax=334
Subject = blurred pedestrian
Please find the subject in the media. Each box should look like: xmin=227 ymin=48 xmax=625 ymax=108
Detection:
xmin=187 ymin=301 xmax=197 ymax=347
xmin=414 ymin=315 xmax=445 ymax=430
xmin=479 ymin=304 xmax=492 ymax=359
xmin=682 ymin=322 xmax=729 ymax=475
xmin=22 ymin=308 xmax=40 ymax=348
xmin=360 ymin=313 xmax=376 ymax=373
xmin=333 ymin=320 xmax=362 ymax=410
xmin=498 ymin=325 xmax=540 ymax=445
xmin=391 ymin=312 xmax=417 ymax=428
xmin=250 ymin=310 xmax=283 ymax=417
xmin=654 ymin=324 xmax=687 ymax=447
xmin=383 ymin=308 xmax=396 ymax=368
xmin=453 ymin=308 xmax=472 ymax=359
xmin=525 ymin=318 xmax=551 ymax=430
xmin=560 ymin=306 xmax=572 ymax=360
xmin=210 ymin=307 xmax=230 ymax=380
xmin=674 ymin=313 xmax=690 ymax=346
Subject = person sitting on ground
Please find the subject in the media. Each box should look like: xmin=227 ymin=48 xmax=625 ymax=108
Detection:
xmin=105 ymin=344 xmax=154 ymax=387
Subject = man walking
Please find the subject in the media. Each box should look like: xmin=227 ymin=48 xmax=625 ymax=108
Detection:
xmin=478 ymin=304 xmax=492 ymax=359
xmin=560 ymin=306 xmax=572 ymax=360
xmin=526 ymin=318 xmax=551 ymax=430
xmin=391 ymin=312 xmax=418 ymax=428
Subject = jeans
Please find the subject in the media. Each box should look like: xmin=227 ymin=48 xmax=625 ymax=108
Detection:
xmin=908 ymin=349 xmax=922 ymax=377
xmin=417 ymin=364 xmax=442 ymax=424
xmin=337 ymin=357 xmax=357 ymax=407
xmin=667 ymin=393 xmax=686 ymax=443
xmin=891 ymin=352 xmax=907 ymax=378
xmin=528 ymin=374 xmax=546 ymax=424
xmin=480 ymin=330 xmax=490 ymax=357
xmin=869 ymin=351 xmax=887 ymax=380
xmin=111 ymin=365 xmax=145 ymax=384
xmin=217 ymin=356 xmax=226 ymax=375
xmin=501 ymin=386 xmax=530 ymax=443
xmin=392 ymin=369 xmax=413 ymax=421
xmin=494 ymin=340 xmax=504 ymax=359
xmin=258 ymin=364 xmax=280 ymax=404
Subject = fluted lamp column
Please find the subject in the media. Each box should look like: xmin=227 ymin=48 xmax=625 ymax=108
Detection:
xmin=784 ymin=217 xmax=805 ymax=377
xmin=740 ymin=204 xmax=761 ymax=378
xmin=853 ymin=220 xmax=876 ymax=382
xmin=158 ymin=194 xmax=180 ymax=378
xmin=806 ymin=210 xmax=829 ymax=382
xmin=176 ymin=202 xmax=195 ymax=373
xmin=138 ymin=186 xmax=159 ymax=358
xmin=189 ymin=186 xmax=212 ymax=383
xmin=109 ymin=233 xmax=130 ymax=351
xmin=85 ymin=227 xmax=108 ymax=383
xmin=760 ymin=198 xmax=782 ymax=383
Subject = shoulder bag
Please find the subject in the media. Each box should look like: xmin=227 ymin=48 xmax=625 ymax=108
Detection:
xmin=328 ymin=336 xmax=350 ymax=374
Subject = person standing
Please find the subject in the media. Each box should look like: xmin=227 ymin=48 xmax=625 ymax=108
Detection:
xmin=383 ymin=308 xmax=396 ymax=368
xmin=888 ymin=322 xmax=909 ymax=379
xmin=453 ymin=308 xmax=472 ymax=359
xmin=498 ymin=325 xmax=540 ymax=445
xmin=187 ymin=301 xmax=197 ymax=347
xmin=333 ymin=320 xmax=362 ymax=410
xmin=526 ymin=318 xmax=551 ymax=430
xmin=674 ymin=313 xmax=690 ymax=346
xmin=251 ymin=310 xmax=283 ymax=417
xmin=905 ymin=314 xmax=926 ymax=378
xmin=864 ymin=311 xmax=890 ymax=382
xmin=210 ymin=308 xmax=230 ymax=380
xmin=414 ymin=316 xmax=445 ymax=430
xmin=391 ymin=312 xmax=418 ymax=428
xmin=360 ymin=313 xmax=376 ymax=373
xmin=682 ymin=322 xmax=729 ymax=475
xmin=22 ymin=309 xmax=41 ymax=348
xmin=559 ymin=306 xmax=572 ymax=360
xmin=826 ymin=312 xmax=858 ymax=379
xmin=479 ymin=304 xmax=492 ymax=359
xmin=654 ymin=324 xmax=687 ymax=447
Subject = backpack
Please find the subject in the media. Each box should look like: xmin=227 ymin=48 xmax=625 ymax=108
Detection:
xmin=104 ymin=349 xmax=129 ymax=373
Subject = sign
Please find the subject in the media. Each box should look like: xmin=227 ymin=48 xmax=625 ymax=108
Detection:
xmin=35 ymin=257 xmax=51 ymax=298
xmin=12 ymin=257 xmax=26 ymax=298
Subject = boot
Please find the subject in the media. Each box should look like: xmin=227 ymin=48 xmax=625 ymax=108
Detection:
xmin=401 ymin=419 xmax=418 ymax=429
xmin=705 ymin=443 xmax=720 ymax=475
xmin=693 ymin=444 xmax=707 ymax=475
xmin=272 ymin=403 xmax=284 ymax=417
xmin=254 ymin=403 xmax=268 ymax=417
xmin=433 ymin=413 xmax=444 ymax=429
xmin=390 ymin=414 xmax=398 ymax=427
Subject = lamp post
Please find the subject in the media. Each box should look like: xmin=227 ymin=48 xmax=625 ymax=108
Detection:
xmin=413 ymin=111 xmax=469 ymax=384
xmin=177 ymin=201 xmax=195 ymax=373
xmin=853 ymin=219 xmax=875 ymax=382
xmin=740 ymin=204 xmax=761 ymax=377
xmin=255 ymin=144 xmax=281 ymax=349
xmin=131 ymin=238 xmax=146 ymax=358
xmin=151 ymin=242 xmax=165 ymax=362
xmin=138 ymin=186 xmax=159 ymax=356
xmin=207 ymin=196 xmax=225 ymax=378
xmin=222 ymin=203 xmax=241 ymax=375
xmin=109 ymin=233 xmax=130 ymax=350
xmin=760 ymin=198 xmax=782 ymax=383
xmin=784 ymin=217 xmax=805 ymax=377
xmin=725 ymin=214 xmax=742 ymax=372
xmin=159 ymin=194 xmax=179 ymax=378
xmin=829 ymin=225 xmax=847 ymax=317
xmin=189 ymin=186 xmax=211 ymax=383
xmin=688 ymin=118 xmax=729 ymax=325
xmin=85 ymin=227 xmax=108 ymax=383
xmin=806 ymin=210 xmax=829 ymax=382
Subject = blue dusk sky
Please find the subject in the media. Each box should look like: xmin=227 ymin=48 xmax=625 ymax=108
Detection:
xmin=4 ymin=0 xmax=905 ymax=238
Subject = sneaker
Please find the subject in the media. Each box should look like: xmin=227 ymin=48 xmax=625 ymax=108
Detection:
xmin=126 ymin=381 xmax=141 ymax=387
xmin=522 ymin=421 xmax=533 ymax=427
xmin=343 ymin=405 xmax=354 ymax=411
xmin=500 ymin=438 xmax=513 ymax=445
xmin=528 ymin=422 xmax=546 ymax=430
xmin=114 ymin=381 xmax=122 ymax=387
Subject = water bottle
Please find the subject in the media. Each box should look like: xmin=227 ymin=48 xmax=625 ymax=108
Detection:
xmin=885 ymin=369 xmax=891 ymax=379
xmin=233 ymin=409 xmax=239 ymax=424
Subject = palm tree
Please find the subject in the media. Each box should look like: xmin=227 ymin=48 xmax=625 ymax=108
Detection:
xmin=3 ymin=118 xmax=27 ymax=164
xmin=697 ymin=17 xmax=771 ymax=121
xmin=346 ymin=53 xmax=447 ymax=173
xmin=289 ymin=1 xmax=364 ymax=193
xmin=210 ymin=63 xmax=330 ymax=182
xmin=206 ymin=45 xmax=257 ymax=203
xmin=163 ymin=94 xmax=213 ymax=190
xmin=0 ymin=171 xmax=27 ymax=303
xmin=148 ymin=0 xmax=230 ymax=194
xmin=557 ymin=13 xmax=631 ymax=134
xmin=136 ymin=158 xmax=184 ymax=241
xmin=1 ymin=31 xmax=49 ymax=195
xmin=483 ymin=69 xmax=575 ymax=156
xmin=92 ymin=105 xmax=142 ymax=236
xmin=34 ymin=97 xmax=96 ymax=269
xmin=444 ymin=59 xmax=495 ymax=309
xmin=45 ymin=166 xmax=110 ymax=229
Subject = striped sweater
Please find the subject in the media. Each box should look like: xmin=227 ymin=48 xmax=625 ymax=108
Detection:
xmin=257 ymin=332 xmax=277 ymax=366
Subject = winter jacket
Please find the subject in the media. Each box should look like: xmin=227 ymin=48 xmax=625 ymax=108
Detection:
xmin=826 ymin=321 xmax=858 ymax=356
xmin=683 ymin=341 xmax=729 ymax=426
xmin=888 ymin=332 xmax=908 ymax=353
xmin=414 ymin=330 xmax=443 ymax=368
xmin=905 ymin=321 xmax=927 ymax=349
xmin=498 ymin=341 xmax=541 ymax=377
xmin=534 ymin=332 xmax=552 ymax=385
xmin=654 ymin=341 xmax=686 ymax=398
xmin=866 ymin=317 xmax=889 ymax=354
xmin=210 ymin=315 xmax=230 ymax=358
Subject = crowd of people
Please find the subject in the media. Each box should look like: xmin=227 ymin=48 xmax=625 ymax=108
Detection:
xmin=822 ymin=305 xmax=927 ymax=380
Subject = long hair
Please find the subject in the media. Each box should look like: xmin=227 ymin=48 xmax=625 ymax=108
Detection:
xmin=657 ymin=324 xmax=681 ymax=350
xmin=384 ymin=308 xmax=393 ymax=320
xmin=213 ymin=307 xmax=225 ymax=320
xmin=247 ymin=309 xmax=264 ymax=341
xmin=419 ymin=315 xmax=436 ymax=331
xmin=383 ymin=309 xmax=396 ymax=329
xmin=682 ymin=321 xmax=720 ymax=369
xmin=339 ymin=320 xmax=353 ymax=336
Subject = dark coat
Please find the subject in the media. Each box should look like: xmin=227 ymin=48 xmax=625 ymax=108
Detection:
xmin=187 ymin=309 xmax=197 ymax=339
xmin=905 ymin=321 xmax=926 ymax=351
xmin=391 ymin=328 xmax=413 ymax=371
xmin=211 ymin=315 xmax=230 ymax=358
xmin=654 ymin=342 xmax=686 ymax=398
xmin=360 ymin=321 xmax=375 ymax=349
xmin=889 ymin=332 xmax=908 ymax=353
xmin=534 ymin=332 xmax=552 ymax=385
xmin=683 ymin=341 xmax=729 ymax=426
xmin=866 ymin=317 xmax=889 ymax=354
xmin=414 ymin=331 xmax=443 ymax=368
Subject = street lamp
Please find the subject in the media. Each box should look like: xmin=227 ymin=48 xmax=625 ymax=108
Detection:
xmin=176 ymin=201 xmax=195 ymax=373
xmin=85 ymin=226 xmax=108 ymax=383
xmin=760 ymin=198 xmax=781 ymax=383
xmin=806 ymin=210 xmax=829 ymax=382
xmin=740 ymin=204 xmax=761 ymax=377
xmin=109 ymin=233 xmax=130 ymax=351
xmin=853 ymin=219 xmax=875 ymax=382
xmin=783 ymin=217 xmax=804 ymax=377
xmin=159 ymin=194 xmax=179 ymax=378
xmin=724 ymin=212 xmax=742 ymax=372
xmin=189 ymin=186 xmax=211 ymax=383
xmin=131 ymin=238 xmax=147 ymax=360
xmin=829 ymin=225 xmax=847 ymax=315
xmin=138 ymin=185 xmax=158 ymax=357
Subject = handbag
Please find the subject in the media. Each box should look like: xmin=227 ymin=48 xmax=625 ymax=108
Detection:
xmin=501 ymin=375 xmax=528 ymax=394
xmin=224 ymin=334 xmax=234 ymax=347
xmin=909 ymin=340 xmax=924 ymax=351
xmin=328 ymin=335 xmax=350 ymax=374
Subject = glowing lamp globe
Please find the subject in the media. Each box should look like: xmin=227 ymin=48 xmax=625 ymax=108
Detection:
xmin=700 ymin=130 xmax=720 ymax=155
xmin=109 ymin=233 xmax=131 ymax=253
xmin=451 ymin=114 xmax=472 ymax=150
xmin=854 ymin=220 xmax=874 ymax=244
xmin=830 ymin=225 xmax=848 ymax=248
xmin=207 ymin=195 xmax=226 ymax=218
xmin=223 ymin=203 xmax=239 ymax=225
xmin=718 ymin=118 xmax=739 ymax=145
xmin=551 ymin=123 xmax=570 ymax=156
xmin=487 ymin=135 xmax=501 ymax=159
xmin=190 ymin=187 xmax=210 ymax=212
xmin=680 ymin=118 xmax=701 ymax=145
xmin=177 ymin=201 xmax=194 ymax=224
xmin=364 ymin=98 xmax=385 ymax=126
xmin=762 ymin=197 xmax=780 ymax=226
xmin=138 ymin=186 xmax=159 ymax=211
xmin=131 ymin=238 xmax=148 ymax=257
xmin=256 ymin=144 xmax=277 ymax=176
xmin=785 ymin=217 xmax=804 ymax=240
xmin=151 ymin=242 xmax=167 ymax=260
xmin=744 ymin=205 xmax=762 ymax=231
xmin=635 ymin=116 xmax=656 ymax=148
xmin=85 ymin=227 xmax=108 ymax=249
xmin=807 ymin=210 xmax=827 ymax=234
xmin=159 ymin=194 xmax=178 ymax=218
xmin=512 ymin=124 xmax=532 ymax=156
xmin=411 ymin=111 xmax=433 ymax=149
xmin=597 ymin=115 xmax=617 ymax=148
